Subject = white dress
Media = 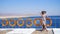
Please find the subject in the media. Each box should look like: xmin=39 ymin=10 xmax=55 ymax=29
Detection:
xmin=42 ymin=16 xmax=46 ymax=25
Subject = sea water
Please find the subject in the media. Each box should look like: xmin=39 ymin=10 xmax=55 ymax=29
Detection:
xmin=0 ymin=16 xmax=60 ymax=28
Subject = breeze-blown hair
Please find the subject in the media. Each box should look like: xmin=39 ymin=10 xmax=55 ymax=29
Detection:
xmin=41 ymin=11 xmax=46 ymax=15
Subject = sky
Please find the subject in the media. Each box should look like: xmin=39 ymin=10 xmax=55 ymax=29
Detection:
xmin=0 ymin=0 xmax=60 ymax=16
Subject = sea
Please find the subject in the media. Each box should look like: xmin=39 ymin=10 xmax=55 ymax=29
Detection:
xmin=0 ymin=16 xmax=60 ymax=28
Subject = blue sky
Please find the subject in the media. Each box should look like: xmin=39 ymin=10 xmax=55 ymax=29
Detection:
xmin=0 ymin=0 xmax=60 ymax=16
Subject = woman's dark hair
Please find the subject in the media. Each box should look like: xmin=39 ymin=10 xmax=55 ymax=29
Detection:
xmin=41 ymin=11 xmax=46 ymax=14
